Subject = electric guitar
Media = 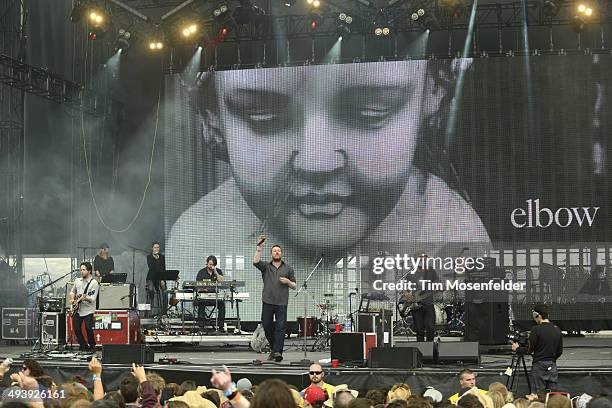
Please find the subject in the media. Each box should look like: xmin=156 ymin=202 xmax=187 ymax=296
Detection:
xmin=398 ymin=290 xmax=432 ymax=317
xmin=68 ymin=294 xmax=85 ymax=316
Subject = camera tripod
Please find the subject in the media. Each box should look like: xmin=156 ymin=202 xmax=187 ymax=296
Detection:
xmin=506 ymin=352 xmax=532 ymax=394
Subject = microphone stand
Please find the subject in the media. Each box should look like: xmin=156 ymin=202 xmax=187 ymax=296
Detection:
xmin=127 ymin=245 xmax=148 ymax=285
xmin=294 ymin=255 xmax=324 ymax=366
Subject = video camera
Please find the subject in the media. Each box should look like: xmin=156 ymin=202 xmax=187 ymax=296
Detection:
xmin=507 ymin=330 xmax=530 ymax=346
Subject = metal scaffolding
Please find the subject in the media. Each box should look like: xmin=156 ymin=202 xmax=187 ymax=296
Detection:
xmin=0 ymin=0 xmax=25 ymax=280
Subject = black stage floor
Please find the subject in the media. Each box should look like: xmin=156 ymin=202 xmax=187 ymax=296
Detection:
xmin=1 ymin=333 xmax=610 ymax=397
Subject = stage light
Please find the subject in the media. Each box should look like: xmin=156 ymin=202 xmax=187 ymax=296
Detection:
xmin=284 ymin=0 xmax=296 ymax=6
xmin=382 ymin=27 xmax=390 ymax=35
xmin=308 ymin=12 xmax=322 ymax=31
xmin=374 ymin=27 xmax=383 ymax=35
xmin=70 ymin=1 xmax=85 ymax=23
xmin=578 ymin=4 xmax=586 ymax=12
xmin=339 ymin=12 xmax=346 ymax=20
xmin=313 ymin=0 xmax=321 ymax=7
xmin=571 ymin=14 xmax=586 ymax=31
xmin=149 ymin=40 xmax=164 ymax=50
xmin=114 ymin=29 xmax=132 ymax=53
xmin=336 ymin=22 xmax=351 ymax=39
xmin=88 ymin=10 xmax=106 ymax=26
xmin=411 ymin=12 xmax=419 ymax=20
xmin=542 ymin=0 xmax=563 ymax=18
xmin=181 ymin=23 xmax=198 ymax=37
xmin=585 ymin=7 xmax=593 ymax=15
xmin=418 ymin=8 xmax=425 ymax=17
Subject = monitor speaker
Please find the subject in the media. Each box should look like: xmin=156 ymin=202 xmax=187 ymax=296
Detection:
xmin=437 ymin=342 xmax=480 ymax=364
xmin=368 ymin=347 xmax=422 ymax=368
xmin=102 ymin=344 xmax=154 ymax=364
xmin=395 ymin=341 xmax=436 ymax=363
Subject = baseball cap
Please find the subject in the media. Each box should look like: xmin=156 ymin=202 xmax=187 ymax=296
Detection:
xmin=304 ymin=386 xmax=328 ymax=405
xmin=236 ymin=378 xmax=253 ymax=391
xmin=423 ymin=387 xmax=443 ymax=403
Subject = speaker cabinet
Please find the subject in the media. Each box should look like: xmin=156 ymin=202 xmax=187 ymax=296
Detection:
xmin=464 ymin=302 xmax=509 ymax=345
xmin=103 ymin=344 xmax=154 ymax=364
xmin=395 ymin=341 xmax=436 ymax=363
xmin=368 ymin=347 xmax=422 ymax=368
xmin=438 ymin=342 xmax=480 ymax=364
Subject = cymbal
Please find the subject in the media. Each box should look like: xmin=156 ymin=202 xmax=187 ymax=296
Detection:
xmin=323 ymin=293 xmax=334 ymax=297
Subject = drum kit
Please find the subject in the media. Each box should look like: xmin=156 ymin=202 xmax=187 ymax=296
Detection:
xmin=393 ymin=300 xmax=465 ymax=336
xmin=297 ymin=294 xmax=338 ymax=351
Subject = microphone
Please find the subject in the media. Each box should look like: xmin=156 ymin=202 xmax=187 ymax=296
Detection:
xmin=257 ymin=236 xmax=266 ymax=246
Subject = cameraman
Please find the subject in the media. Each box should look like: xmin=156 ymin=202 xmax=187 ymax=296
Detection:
xmin=511 ymin=304 xmax=563 ymax=393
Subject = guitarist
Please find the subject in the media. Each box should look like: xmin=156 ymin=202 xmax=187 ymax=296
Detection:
xmin=69 ymin=261 xmax=100 ymax=352
xmin=402 ymin=253 xmax=438 ymax=342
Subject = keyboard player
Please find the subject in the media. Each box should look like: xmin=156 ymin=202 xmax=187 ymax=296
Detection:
xmin=196 ymin=255 xmax=226 ymax=332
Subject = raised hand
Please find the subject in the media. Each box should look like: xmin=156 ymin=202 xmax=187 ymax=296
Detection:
xmin=211 ymin=366 xmax=232 ymax=392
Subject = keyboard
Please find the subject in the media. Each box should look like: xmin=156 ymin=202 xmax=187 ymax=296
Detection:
xmin=196 ymin=293 xmax=250 ymax=301
xmin=183 ymin=280 xmax=245 ymax=290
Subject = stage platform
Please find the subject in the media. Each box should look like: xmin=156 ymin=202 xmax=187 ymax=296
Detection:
xmin=1 ymin=333 xmax=610 ymax=397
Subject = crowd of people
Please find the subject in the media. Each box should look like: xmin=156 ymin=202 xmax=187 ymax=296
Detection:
xmin=0 ymin=359 xmax=609 ymax=408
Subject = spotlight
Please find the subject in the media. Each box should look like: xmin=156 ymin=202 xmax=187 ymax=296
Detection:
xmin=577 ymin=4 xmax=594 ymax=15
xmin=313 ymin=0 xmax=321 ymax=7
xmin=70 ymin=1 xmax=85 ymax=23
xmin=571 ymin=14 xmax=586 ymax=31
xmin=338 ymin=12 xmax=352 ymax=23
xmin=149 ymin=41 xmax=164 ymax=51
xmin=114 ymin=29 xmax=132 ymax=53
xmin=373 ymin=10 xmax=391 ymax=36
xmin=219 ymin=26 xmax=231 ymax=36
xmin=336 ymin=22 xmax=352 ymax=39
xmin=88 ymin=10 xmax=106 ymax=26
xmin=418 ymin=8 xmax=425 ymax=16
xmin=542 ymin=0 xmax=563 ymax=19
xmin=284 ymin=0 xmax=296 ymax=6
xmin=181 ymin=23 xmax=198 ymax=37
xmin=213 ymin=4 xmax=229 ymax=17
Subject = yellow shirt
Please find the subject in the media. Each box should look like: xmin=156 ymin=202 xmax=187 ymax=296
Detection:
xmin=449 ymin=388 xmax=487 ymax=404
xmin=302 ymin=383 xmax=336 ymax=400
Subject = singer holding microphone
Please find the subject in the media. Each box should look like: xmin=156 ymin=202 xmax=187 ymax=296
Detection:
xmin=253 ymin=234 xmax=296 ymax=362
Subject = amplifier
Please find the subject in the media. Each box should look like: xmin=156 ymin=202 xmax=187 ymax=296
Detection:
xmin=67 ymin=310 xmax=141 ymax=345
xmin=41 ymin=312 xmax=66 ymax=345
xmin=331 ymin=332 xmax=377 ymax=364
xmin=2 ymin=308 xmax=38 ymax=340
xmin=42 ymin=298 xmax=64 ymax=313
xmin=99 ymin=284 xmax=136 ymax=310
xmin=356 ymin=310 xmax=393 ymax=347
